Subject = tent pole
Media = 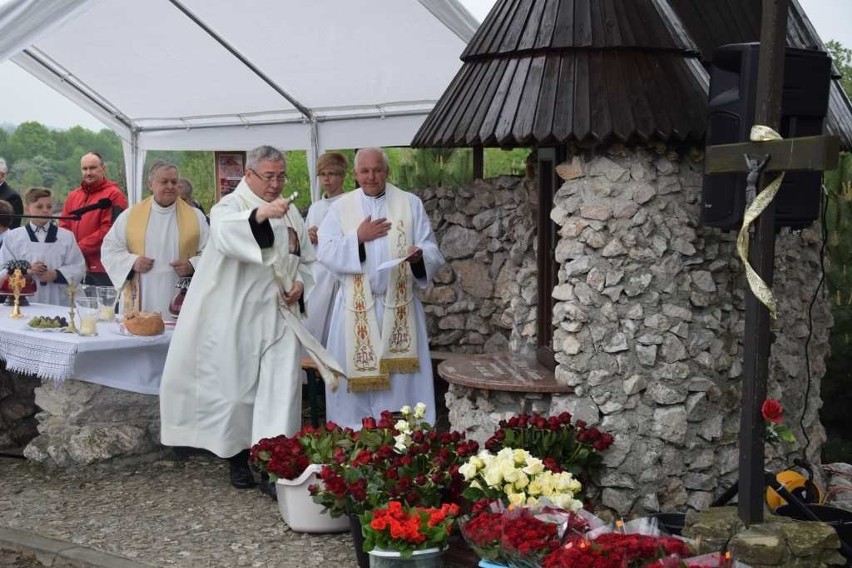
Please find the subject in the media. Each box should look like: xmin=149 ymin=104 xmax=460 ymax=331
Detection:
xmin=308 ymin=122 xmax=320 ymax=203
xmin=168 ymin=0 xmax=313 ymax=122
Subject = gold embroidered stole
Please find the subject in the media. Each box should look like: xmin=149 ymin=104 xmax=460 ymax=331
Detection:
xmin=124 ymin=197 xmax=200 ymax=312
xmin=340 ymin=186 xmax=418 ymax=392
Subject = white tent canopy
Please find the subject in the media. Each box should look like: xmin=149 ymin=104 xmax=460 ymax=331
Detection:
xmin=0 ymin=0 xmax=477 ymax=202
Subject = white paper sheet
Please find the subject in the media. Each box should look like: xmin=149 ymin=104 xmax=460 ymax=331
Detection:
xmin=376 ymin=257 xmax=407 ymax=272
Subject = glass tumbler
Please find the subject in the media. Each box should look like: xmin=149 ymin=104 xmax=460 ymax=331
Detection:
xmin=75 ymin=296 xmax=100 ymax=336
xmin=97 ymin=286 xmax=118 ymax=322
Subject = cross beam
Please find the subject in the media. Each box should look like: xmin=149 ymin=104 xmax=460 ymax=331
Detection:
xmin=705 ymin=135 xmax=840 ymax=174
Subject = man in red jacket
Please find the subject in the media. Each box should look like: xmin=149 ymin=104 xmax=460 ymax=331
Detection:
xmin=60 ymin=152 xmax=128 ymax=286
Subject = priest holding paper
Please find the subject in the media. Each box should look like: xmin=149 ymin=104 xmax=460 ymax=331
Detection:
xmin=317 ymin=147 xmax=445 ymax=429
xmin=101 ymin=161 xmax=208 ymax=318
xmin=160 ymin=146 xmax=342 ymax=490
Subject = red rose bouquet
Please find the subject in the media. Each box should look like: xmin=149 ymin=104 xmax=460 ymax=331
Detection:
xmin=309 ymin=404 xmax=479 ymax=517
xmin=360 ymin=500 xmax=461 ymax=558
xmin=461 ymin=502 xmax=591 ymax=568
xmin=484 ymin=412 xmax=614 ymax=493
xmin=249 ymin=421 xmax=357 ymax=482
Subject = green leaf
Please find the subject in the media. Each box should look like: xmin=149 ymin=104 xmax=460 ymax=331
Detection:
xmin=776 ymin=425 xmax=797 ymax=444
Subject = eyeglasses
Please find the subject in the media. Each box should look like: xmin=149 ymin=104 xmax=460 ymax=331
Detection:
xmin=249 ymin=168 xmax=287 ymax=184
xmin=318 ymin=171 xmax=343 ymax=178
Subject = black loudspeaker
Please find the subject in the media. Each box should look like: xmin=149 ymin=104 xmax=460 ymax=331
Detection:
xmin=702 ymin=43 xmax=832 ymax=230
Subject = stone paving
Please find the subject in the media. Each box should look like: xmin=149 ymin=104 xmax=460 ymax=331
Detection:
xmin=0 ymin=452 xmax=358 ymax=567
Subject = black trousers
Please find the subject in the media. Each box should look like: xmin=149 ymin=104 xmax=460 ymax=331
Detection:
xmin=84 ymin=272 xmax=113 ymax=287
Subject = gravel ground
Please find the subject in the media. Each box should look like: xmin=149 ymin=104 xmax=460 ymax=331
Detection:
xmin=0 ymin=453 xmax=358 ymax=568
xmin=0 ymin=549 xmax=40 ymax=568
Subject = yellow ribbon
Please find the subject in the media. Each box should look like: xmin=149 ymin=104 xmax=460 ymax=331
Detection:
xmin=735 ymin=125 xmax=784 ymax=319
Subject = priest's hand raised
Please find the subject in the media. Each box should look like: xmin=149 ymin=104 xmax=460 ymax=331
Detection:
xmin=255 ymin=197 xmax=290 ymax=223
xmin=357 ymin=216 xmax=391 ymax=243
xmin=133 ymin=256 xmax=155 ymax=274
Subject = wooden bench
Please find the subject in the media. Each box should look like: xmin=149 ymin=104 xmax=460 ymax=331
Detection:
xmin=299 ymin=351 xmax=464 ymax=427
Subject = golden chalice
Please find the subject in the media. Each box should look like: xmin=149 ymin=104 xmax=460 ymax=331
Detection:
xmin=8 ymin=269 xmax=26 ymax=319
xmin=64 ymin=281 xmax=79 ymax=334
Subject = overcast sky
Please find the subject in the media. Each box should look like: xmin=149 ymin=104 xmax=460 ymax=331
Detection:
xmin=0 ymin=0 xmax=849 ymax=132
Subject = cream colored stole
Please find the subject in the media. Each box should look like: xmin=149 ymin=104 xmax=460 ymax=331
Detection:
xmin=124 ymin=197 xmax=199 ymax=312
xmin=340 ymin=186 xmax=419 ymax=392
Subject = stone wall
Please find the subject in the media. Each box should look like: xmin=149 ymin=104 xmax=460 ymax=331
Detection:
xmin=684 ymin=507 xmax=846 ymax=566
xmin=417 ymin=144 xmax=832 ymax=517
xmin=0 ymin=363 xmax=39 ymax=450
xmin=24 ymin=380 xmax=161 ymax=468
xmin=418 ymin=176 xmax=539 ymax=356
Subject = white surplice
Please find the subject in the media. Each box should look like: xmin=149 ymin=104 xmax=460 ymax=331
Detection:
xmin=304 ymin=193 xmax=344 ymax=346
xmin=0 ymin=224 xmax=85 ymax=306
xmin=317 ymin=185 xmax=445 ymax=430
xmin=101 ymin=201 xmax=208 ymax=320
xmin=159 ymin=179 xmax=320 ymax=458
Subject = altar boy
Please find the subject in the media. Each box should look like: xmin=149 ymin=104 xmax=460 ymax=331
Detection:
xmin=0 ymin=188 xmax=85 ymax=305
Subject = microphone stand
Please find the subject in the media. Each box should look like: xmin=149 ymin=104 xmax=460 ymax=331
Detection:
xmin=6 ymin=214 xmax=82 ymax=221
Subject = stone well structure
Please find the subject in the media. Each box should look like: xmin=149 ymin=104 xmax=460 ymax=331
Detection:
xmin=417 ymin=143 xmax=831 ymax=516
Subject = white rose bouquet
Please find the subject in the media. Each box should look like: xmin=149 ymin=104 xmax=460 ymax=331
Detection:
xmin=459 ymin=447 xmax=584 ymax=511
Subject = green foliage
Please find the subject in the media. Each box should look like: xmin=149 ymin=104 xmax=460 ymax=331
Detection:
xmin=283 ymin=150 xmax=312 ymax=212
xmin=391 ymin=148 xmax=473 ymax=188
xmin=822 ymin=152 xmax=852 ymax=459
xmin=7 ymin=121 xmax=56 ymax=162
xmin=0 ymin=122 xmax=122 ymax=209
xmin=385 ymin=147 xmax=529 ymax=189
xmin=826 ymin=40 xmax=852 ymax=98
xmin=483 ymin=148 xmax=530 ymax=178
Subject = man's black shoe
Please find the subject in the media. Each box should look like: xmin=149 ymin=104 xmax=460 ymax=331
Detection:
xmin=227 ymin=449 xmax=257 ymax=489
xmin=259 ymin=472 xmax=277 ymax=500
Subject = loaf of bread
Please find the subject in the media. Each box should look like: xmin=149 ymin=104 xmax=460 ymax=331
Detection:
xmin=123 ymin=311 xmax=165 ymax=336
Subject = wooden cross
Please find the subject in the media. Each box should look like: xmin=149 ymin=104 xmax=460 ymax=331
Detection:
xmin=703 ymin=0 xmax=840 ymax=525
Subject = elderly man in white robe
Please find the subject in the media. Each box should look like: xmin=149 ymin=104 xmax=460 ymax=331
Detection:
xmin=317 ymin=147 xmax=445 ymax=429
xmin=160 ymin=145 xmax=342 ymax=491
xmin=0 ymin=187 xmax=85 ymax=305
xmin=101 ymin=161 xmax=208 ymax=319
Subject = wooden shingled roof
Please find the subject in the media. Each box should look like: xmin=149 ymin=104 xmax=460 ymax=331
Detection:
xmin=413 ymin=0 xmax=852 ymax=151
xmin=411 ymin=0 xmax=709 ymax=148
xmin=669 ymin=0 xmax=852 ymax=150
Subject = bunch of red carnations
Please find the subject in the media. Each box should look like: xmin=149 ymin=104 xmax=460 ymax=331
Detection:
xmin=360 ymin=500 xmax=461 ymax=558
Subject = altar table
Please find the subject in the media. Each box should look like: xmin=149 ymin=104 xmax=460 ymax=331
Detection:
xmin=0 ymin=302 xmax=171 ymax=395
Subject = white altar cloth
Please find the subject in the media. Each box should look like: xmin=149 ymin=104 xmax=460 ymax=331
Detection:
xmin=0 ymin=302 xmax=171 ymax=395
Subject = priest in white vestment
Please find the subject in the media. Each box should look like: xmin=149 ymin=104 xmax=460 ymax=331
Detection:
xmin=101 ymin=161 xmax=208 ymax=319
xmin=317 ymin=147 xmax=445 ymax=430
xmin=304 ymin=151 xmax=349 ymax=346
xmin=160 ymin=146 xmax=342 ymax=490
xmin=0 ymin=188 xmax=85 ymax=305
